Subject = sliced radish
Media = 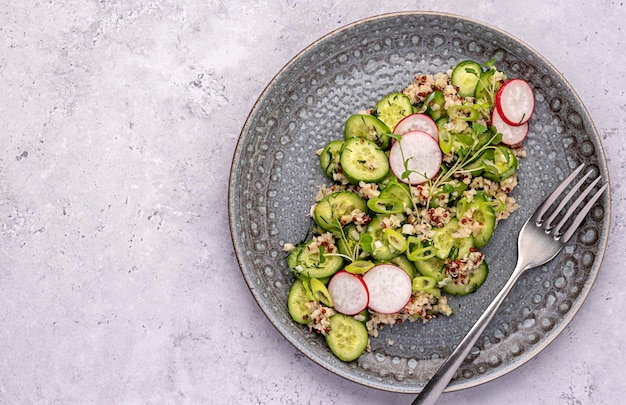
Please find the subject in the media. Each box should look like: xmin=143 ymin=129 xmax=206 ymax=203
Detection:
xmin=362 ymin=264 xmax=412 ymax=314
xmin=492 ymin=108 xmax=529 ymax=146
xmin=389 ymin=130 xmax=442 ymax=185
xmin=327 ymin=270 xmax=369 ymax=315
xmin=495 ymin=78 xmax=535 ymax=126
xmin=393 ymin=113 xmax=438 ymax=141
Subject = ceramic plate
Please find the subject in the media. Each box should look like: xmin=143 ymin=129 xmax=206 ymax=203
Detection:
xmin=228 ymin=12 xmax=610 ymax=393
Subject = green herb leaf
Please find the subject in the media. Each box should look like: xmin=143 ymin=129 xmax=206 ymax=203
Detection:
xmin=359 ymin=234 xmax=373 ymax=253
xmin=472 ymin=122 xmax=488 ymax=136
xmin=318 ymin=245 xmax=326 ymax=264
xmin=491 ymin=131 xmax=503 ymax=145
xmin=458 ymin=147 xmax=468 ymax=159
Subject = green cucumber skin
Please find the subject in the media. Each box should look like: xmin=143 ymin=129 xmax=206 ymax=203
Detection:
xmin=344 ymin=114 xmax=391 ymax=150
xmin=451 ymin=60 xmax=483 ymax=98
xmin=287 ymin=279 xmax=312 ymax=325
xmin=481 ymin=146 xmax=518 ymax=182
xmin=313 ymin=191 xmax=367 ymax=231
xmin=413 ymin=256 xmax=446 ymax=282
xmin=461 ymin=193 xmax=496 ymax=248
xmin=287 ymin=242 xmax=344 ymax=280
xmin=319 ymin=140 xmax=344 ymax=178
xmin=364 ymin=215 xmax=404 ymax=262
xmin=389 ymin=254 xmax=416 ymax=279
xmin=373 ymin=92 xmax=415 ymax=130
xmin=339 ymin=137 xmax=390 ymax=184
xmin=424 ymin=90 xmax=447 ymax=121
xmin=443 ymin=261 xmax=489 ymax=296
xmin=431 ymin=218 xmax=473 ymax=260
xmin=379 ymin=178 xmax=412 ymax=209
xmin=325 ymin=314 xmax=369 ymax=362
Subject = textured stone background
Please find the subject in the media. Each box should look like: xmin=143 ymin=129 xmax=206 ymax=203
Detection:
xmin=1 ymin=1 xmax=624 ymax=404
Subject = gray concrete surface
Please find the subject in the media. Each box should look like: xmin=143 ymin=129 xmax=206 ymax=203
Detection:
xmin=1 ymin=1 xmax=624 ymax=404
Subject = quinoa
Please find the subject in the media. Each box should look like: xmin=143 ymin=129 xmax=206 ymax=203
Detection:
xmin=306 ymin=232 xmax=338 ymax=254
xmin=305 ymin=301 xmax=335 ymax=335
xmin=356 ymin=181 xmax=381 ymax=200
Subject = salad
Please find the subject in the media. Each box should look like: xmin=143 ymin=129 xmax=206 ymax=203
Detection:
xmin=283 ymin=59 xmax=535 ymax=362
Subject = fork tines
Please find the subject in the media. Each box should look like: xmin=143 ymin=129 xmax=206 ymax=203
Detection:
xmin=533 ymin=163 xmax=608 ymax=243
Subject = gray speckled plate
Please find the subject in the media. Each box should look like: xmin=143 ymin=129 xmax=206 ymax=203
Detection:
xmin=228 ymin=12 xmax=610 ymax=393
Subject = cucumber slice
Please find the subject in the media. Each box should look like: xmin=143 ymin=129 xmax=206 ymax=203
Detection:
xmin=344 ymin=114 xmax=391 ymax=150
xmin=287 ymin=279 xmax=312 ymax=324
xmin=424 ymin=90 xmax=447 ymax=121
xmin=413 ymin=256 xmax=446 ymax=282
xmin=457 ymin=192 xmax=496 ymax=248
xmin=287 ymin=242 xmax=344 ymax=280
xmin=319 ymin=140 xmax=343 ymax=178
xmin=443 ymin=260 xmax=489 ymax=296
xmin=325 ymin=313 xmax=369 ymax=362
xmin=431 ymin=218 xmax=473 ymax=259
xmin=362 ymin=215 xmax=405 ymax=262
xmin=481 ymin=145 xmax=518 ymax=182
xmin=389 ymin=253 xmax=416 ymax=279
xmin=424 ymin=287 xmax=442 ymax=299
xmin=373 ymin=92 xmax=414 ymax=130
xmin=378 ymin=177 xmax=412 ymax=210
xmin=340 ymin=137 xmax=390 ymax=184
xmin=313 ymin=191 xmax=367 ymax=232
xmin=451 ymin=60 xmax=483 ymax=98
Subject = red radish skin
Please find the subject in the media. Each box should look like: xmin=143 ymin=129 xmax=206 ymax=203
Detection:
xmin=393 ymin=113 xmax=438 ymax=141
xmin=362 ymin=264 xmax=412 ymax=314
xmin=389 ymin=130 xmax=442 ymax=185
xmin=496 ymin=78 xmax=535 ymax=126
xmin=492 ymin=108 xmax=529 ymax=146
xmin=327 ymin=270 xmax=369 ymax=315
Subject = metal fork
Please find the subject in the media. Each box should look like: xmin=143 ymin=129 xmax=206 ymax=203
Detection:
xmin=412 ymin=163 xmax=608 ymax=405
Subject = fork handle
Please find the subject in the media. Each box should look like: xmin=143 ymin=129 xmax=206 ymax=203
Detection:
xmin=412 ymin=263 xmax=527 ymax=405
